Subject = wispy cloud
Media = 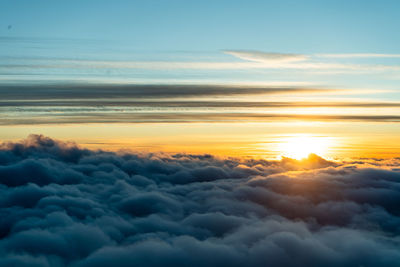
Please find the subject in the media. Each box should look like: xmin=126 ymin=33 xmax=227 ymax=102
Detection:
xmin=0 ymin=84 xmax=336 ymax=100
xmin=223 ymin=50 xmax=308 ymax=63
xmin=2 ymin=111 xmax=400 ymax=125
xmin=221 ymin=50 xmax=400 ymax=72
xmin=2 ymin=100 xmax=400 ymax=108
xmin=3 ymin=53 xmax=400 ymax=72
xmin=316 ymin=53 xmax=400 ymax=58
xmin=0 ymin=83 xmax=397 ymax=125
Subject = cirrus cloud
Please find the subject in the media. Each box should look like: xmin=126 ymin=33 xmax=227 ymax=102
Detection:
xmin=224 ymin=50 xmax=308 ymax=63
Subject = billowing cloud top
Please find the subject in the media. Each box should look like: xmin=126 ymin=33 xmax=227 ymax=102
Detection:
xmin=0 ymin=135 xmax=400 ymax=266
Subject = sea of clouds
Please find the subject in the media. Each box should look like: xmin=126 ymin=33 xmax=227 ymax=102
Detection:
xmin=0 ymin=135 xmax=399 ymax=267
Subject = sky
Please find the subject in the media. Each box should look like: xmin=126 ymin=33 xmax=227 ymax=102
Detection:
xmin=2 ymin=0 xmax=400 ymax=52
xmin=1 ymin=0 xmax=400 ymax=159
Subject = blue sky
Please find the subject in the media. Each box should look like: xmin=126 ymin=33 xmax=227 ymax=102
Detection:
xmin=1 ymin=0 xmax=400 ymax=52
xmin=1 ymin=0 xmax=400 ymax=96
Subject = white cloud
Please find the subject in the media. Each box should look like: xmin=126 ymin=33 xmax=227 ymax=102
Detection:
xmin=224 ymin=50 xmax=308 ymax=63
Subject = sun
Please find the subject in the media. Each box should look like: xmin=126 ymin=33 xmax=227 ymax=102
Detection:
xmin=278 ymin=135 xmax=332 ymax=160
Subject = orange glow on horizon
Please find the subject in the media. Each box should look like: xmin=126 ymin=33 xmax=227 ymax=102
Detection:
xmin=0 ymin=122 xmax=399 ymax=160
xmin=276 ymin=135 xmax=334 ymax=160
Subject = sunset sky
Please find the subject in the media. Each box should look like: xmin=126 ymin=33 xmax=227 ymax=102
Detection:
xmin=1 ymin=0 xmax=400 ymax=159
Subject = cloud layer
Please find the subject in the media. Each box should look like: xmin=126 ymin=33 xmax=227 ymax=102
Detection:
xmin=1 ymin=83 xmax=399 ymax=125
xmin=0 ymin=135 xmax=400 ymax=266
xmin=0 ymin=84 xmax=328 ymax=100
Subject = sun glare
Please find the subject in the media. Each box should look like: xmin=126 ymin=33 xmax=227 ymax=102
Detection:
xmin=278 ymin=135 xmax=332 ymax=159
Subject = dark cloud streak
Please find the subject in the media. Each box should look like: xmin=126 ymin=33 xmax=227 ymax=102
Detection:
xmin=1 ymin=100 xmax=400 ymax=108
xmin=1 ymin=83 xmax=397 ymax=125
xmin=0 ymin=84 xmax=329 ymax=100
xmin=2 ymin=112 xmax=400 ymax=125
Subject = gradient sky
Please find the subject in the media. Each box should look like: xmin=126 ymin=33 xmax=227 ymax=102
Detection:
xmin=2 ymin=0 xmax=400 ymax=52
xmin=1 ymin=0 xmax=400 ymax=159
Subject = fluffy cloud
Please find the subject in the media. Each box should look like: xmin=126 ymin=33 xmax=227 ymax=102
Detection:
xmin=0 ymin=135 xmax=399 ymax=266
